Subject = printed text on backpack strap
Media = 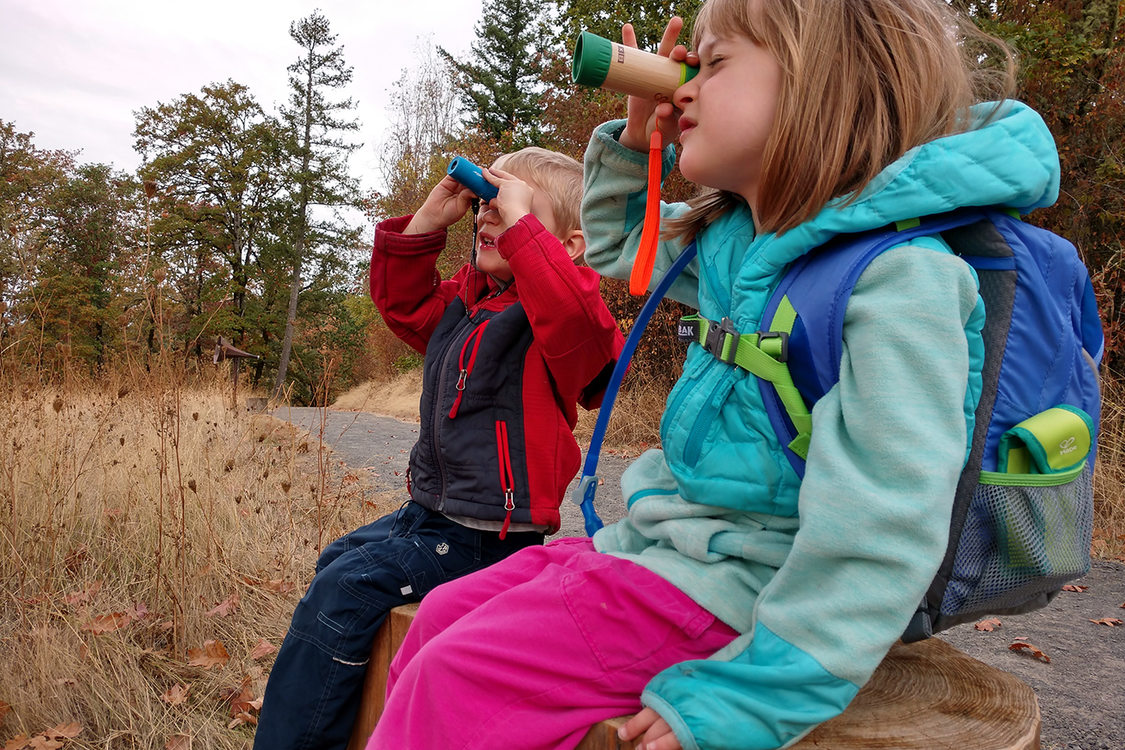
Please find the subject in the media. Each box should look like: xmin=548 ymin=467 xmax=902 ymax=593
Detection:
xmin=677 ymin=307 xmax=813 ymax=459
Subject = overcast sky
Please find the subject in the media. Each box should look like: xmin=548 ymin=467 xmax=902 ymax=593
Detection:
xmin=0 ymin=0 xmax=481 ymax=194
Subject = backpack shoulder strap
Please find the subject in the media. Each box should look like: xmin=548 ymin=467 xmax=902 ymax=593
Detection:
xmin=763 ymin=209 xmax=1002 ymax=477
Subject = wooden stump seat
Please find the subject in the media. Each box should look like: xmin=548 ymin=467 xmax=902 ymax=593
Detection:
xmin=347 ymin=604 xmax=1040 ymax=750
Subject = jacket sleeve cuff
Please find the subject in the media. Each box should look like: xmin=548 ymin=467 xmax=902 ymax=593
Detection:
xmin=495 ymin=214 xmax=547 ymax=261
xmin=374 ymin=215 xmax=447 ymax=256
xmin=592 ymin=120 xmax=678 ymax=179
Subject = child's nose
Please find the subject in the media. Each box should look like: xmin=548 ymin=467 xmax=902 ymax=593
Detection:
xmin=673 ymin=83 xmax=694 ymax=109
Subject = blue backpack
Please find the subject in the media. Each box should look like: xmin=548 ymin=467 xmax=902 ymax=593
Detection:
xmin=576 ymin=207 xmax=1103 ymax=641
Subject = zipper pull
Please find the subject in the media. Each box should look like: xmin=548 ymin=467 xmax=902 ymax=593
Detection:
xmin=500 ymin=490 xmax=515 ymax=540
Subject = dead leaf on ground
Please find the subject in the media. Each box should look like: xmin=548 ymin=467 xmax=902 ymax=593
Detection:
xmin=1009 ymin=639 xmax=1051 ymax=663
xmin=1061 ymin=584 xmax=1088 ymax=592
xmin=165 ymin=735 xmax=191 ymax=750
xmin=223 ymin=675 xmax=262 ymax=727
xmin=205 ymin=592 xmax=240 ymax=618
xmin=1090 ymin=617 xmax=1122 ymax=627
xmin=161 ymin=684 xmax=190 ymax=706
xmin=63 ymin=581 xmax=103 ymax=606
xmin=250 ymin=639 xmax=277 ymax=660
xmin=974 ymin=617 xmax=1002 ymax=632
xmin=80 ymin=611 xmax=134 ymax=634
xmin=227 ymin=712 xmax=258 ymax=728
xmin=187 ymin=640 xmax=230 ymax=670
xmin=42 ymin=723 xmax=82 ymax=740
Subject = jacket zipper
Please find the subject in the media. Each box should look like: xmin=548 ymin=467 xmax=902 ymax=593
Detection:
xmin=495 ymin=419 xmax=516 ymax=539
xmin=429 ymin=317 xmax=475 ymax=508
xmin=683 ymin=368 xmax=737 ymax=466
xmin=448 ymin=320 xmax=490 ymax=419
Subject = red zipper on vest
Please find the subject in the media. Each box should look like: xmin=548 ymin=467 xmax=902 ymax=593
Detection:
xmin=448 ymin=320 xmax=490 ymax=419
xmin=495 ymin=419 xmax=515 ymax=539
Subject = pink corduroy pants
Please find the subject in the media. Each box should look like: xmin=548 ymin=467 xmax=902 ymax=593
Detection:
xmin=364 ymin=536 xmax=738 ymax=750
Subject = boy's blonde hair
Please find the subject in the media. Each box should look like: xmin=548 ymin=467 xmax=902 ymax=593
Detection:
xmin=665 ymin=0 xmax=1017 ymax=238
xmin=492 ymin=147 xmax=583 ymax=234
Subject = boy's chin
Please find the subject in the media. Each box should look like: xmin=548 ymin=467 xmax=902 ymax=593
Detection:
xmin=473 ymin=255 xmax=513 ymax=282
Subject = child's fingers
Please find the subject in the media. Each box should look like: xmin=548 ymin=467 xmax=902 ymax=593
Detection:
xmin=482 ymin=166 xmax=517 ymax=183
xmin=622 ymin=22 xmax=638 ymax=49
xmin=638 ymin=732 xmax=682 ymax=750
xmin=669 ymin=44 xmax=697 ymax=67
xmin=618 ymin=707 xmax=662 ymax=740
xmin=656 ymin=16 xmax=684 ymax=57
xmin=618 ymin=709 xmax=682 ymax=750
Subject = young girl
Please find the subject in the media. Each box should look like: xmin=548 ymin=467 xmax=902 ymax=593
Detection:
xmin=366 ymin=1 xmax=1061 ymax=748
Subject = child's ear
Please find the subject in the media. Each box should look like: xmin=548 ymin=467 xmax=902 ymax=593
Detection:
xmin=561 ymin=228 xmax=586 ymax=263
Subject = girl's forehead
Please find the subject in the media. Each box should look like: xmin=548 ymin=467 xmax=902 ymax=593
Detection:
xmin=695 ymin=32 xmax=727 ymax=54
xmin=693 ymin=0 xmax=764 ymax=45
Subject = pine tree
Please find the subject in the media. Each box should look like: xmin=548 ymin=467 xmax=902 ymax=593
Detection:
xmin=440 ymin=0 xmax=548 ymax=146
xmin=273 ymin=10 xmax=362 ymax=398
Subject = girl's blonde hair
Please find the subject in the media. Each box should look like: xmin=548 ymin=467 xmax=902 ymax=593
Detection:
xmin=665 ymin=0 xmax=1017 ymax=238
xmin=492 ymin=147 xmax=584 ymax=234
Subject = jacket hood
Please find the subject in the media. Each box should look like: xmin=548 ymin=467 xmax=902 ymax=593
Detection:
xmin=727 ymin=100 xmax=1061 ymax=278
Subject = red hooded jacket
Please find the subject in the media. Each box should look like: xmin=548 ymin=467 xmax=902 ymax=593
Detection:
xmin=370 ymin=214 xmax=623 ymax=535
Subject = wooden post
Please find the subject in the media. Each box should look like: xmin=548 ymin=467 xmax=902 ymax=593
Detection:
xmin=347 ymin=604 xmax=420 ymax=750
xmin=212 ymin=336 xmax=259 ymax=411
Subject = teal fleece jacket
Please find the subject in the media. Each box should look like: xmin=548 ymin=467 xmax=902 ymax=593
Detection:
xmin=581 ymin=101 xmax=1060 ymax=750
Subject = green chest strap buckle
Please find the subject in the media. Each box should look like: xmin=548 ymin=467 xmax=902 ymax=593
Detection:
xmin=677 ymin=309 xmax=812 ymax=460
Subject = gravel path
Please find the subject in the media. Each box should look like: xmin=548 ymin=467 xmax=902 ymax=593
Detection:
xmin=273 ymin=406 xmax=1124 ymax=750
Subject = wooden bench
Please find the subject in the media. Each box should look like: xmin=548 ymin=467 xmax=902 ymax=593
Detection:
xmin=347 ymin=603 xmax=1040 ymax=750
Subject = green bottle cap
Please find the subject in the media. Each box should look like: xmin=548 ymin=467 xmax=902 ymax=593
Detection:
xmin=572 ymin=31 xmax=613 ymax=87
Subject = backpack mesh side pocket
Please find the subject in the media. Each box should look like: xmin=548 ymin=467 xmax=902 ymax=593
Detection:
xmin=940 ymin=462 xmax=1093 ymax=625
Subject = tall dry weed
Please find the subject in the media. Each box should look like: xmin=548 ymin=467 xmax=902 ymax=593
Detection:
xmin=1094 ymin=368 xmax=1125 ymax=560
xmin=0 ymin=369 xmax=396 ymax=749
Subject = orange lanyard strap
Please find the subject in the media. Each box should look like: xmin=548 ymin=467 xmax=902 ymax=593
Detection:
xmin=629 ymin=130 xmax=663 ymax=296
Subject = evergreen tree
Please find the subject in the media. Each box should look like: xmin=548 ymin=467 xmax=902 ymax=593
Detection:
xmin=273 ymin=10 xmax=362 ymax=398
xmin=440 ymin=0 xmax=548 ymax=146
xmin=550 ymin=0 xmax=703 ymax=51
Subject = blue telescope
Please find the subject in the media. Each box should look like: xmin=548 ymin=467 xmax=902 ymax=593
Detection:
xmin=447 ymin=157 xmax=499 ymax=201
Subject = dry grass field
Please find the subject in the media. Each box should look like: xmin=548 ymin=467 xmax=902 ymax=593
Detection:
xmin=1 ymin=365 xmax=1122 ymax=749
xmin=0 ymin=369 xmax=398 ymax=749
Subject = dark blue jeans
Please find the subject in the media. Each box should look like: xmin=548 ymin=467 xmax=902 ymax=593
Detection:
xmin=253 ymin=501 xmax=543 ymax=750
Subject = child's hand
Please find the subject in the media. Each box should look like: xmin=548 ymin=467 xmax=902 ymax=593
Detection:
xmin=619 ymin=17 xmax=697 ymax=153
xmin=404 ymin=175 xmax=475 ymax=234
xmin=617 ymin=707 xmax=682 ymax=750
xmin=477 ymin=167 xmax=534 ymax=233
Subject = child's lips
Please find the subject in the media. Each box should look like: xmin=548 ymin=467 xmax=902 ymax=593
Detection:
xmin=679 ymin=116 xmax=696 ymax=134
xmin=478 ymin=233 xmax=497 ymax=249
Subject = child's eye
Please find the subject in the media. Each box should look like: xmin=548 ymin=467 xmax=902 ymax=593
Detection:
xmin=705 ymin=55 xmax=725 ymax=68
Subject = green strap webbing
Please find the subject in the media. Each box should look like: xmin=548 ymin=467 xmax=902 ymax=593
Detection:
xmin=766 ymin=298 xmax=812 ymax=459
xmin=680 ymin=304 xmax=813 ymax=459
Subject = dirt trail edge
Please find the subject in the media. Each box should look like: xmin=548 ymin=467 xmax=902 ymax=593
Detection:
xmin=274 ymin=406 xmax=1124 ymax=750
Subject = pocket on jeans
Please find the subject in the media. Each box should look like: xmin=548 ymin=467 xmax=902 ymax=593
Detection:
xmin=561 ymin=559 xmax=716 ymax=673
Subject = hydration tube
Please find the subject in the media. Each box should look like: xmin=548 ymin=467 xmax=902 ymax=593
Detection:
xmin=572 ymin=239 xmax=698 ymax=536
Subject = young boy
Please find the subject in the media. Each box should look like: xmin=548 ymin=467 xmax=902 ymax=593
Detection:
xmin=253 ymin=147 xmax=623 ymax=750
